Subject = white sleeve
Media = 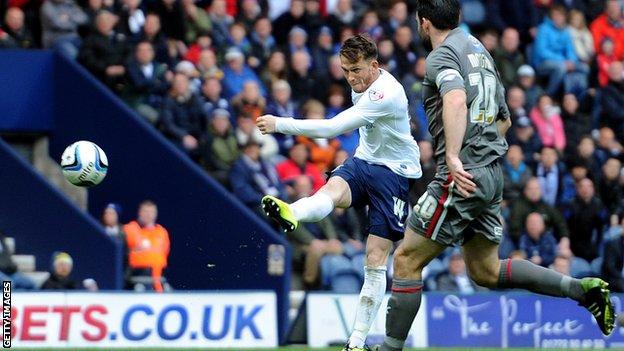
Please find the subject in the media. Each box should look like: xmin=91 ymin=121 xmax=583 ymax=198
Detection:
xmin=275 ymin=88 xmax=392 ymax=137
xmin=275 ymin=106 xmax=370 ymax=138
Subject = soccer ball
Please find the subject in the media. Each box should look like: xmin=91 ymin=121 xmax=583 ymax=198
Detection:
xmin=60 ymin=141 xmax=108 ymax=187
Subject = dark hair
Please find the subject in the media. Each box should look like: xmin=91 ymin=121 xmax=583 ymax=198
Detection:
xmin=327 ymin=84 xmax=346 ymax=98
xmin=254 ymin=16 xmax=270 ymax=25
xmin=550 ymin=4 xmax=568 ymax=16
xmin=339 ymin=34 xmax=378 ymax=63
xmin=139 ymin=200 xmax=157 ymax=209
xmin=540 ymin=146 xmax=558 ymax=154
xmin=416 ymin=0 xmax=460 ymax=30
xmin=135 ymin=40 xmax=153 ymax=50
xmin=479 ymin=28 xmax=499 ymax=39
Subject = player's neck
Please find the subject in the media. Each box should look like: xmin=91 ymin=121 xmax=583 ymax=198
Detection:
xmin=372 ymin=68 xmax=381 ymax=82
xmin=431 ymin=29 xmax=452 ymax=50
xmin=362 ymin=68 xmax=381 ymax=91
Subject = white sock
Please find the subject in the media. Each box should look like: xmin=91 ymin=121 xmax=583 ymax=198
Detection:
xmin=290 ymin=192 xmax=334 ymax=222
xmin=349 ymin=265 xmax=387 ymax=348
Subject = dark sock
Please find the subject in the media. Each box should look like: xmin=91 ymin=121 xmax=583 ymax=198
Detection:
xmin=379 ymin=279 xmax=423 ymax=351
xmin=498 ymin=259 xmax=584 ymax=301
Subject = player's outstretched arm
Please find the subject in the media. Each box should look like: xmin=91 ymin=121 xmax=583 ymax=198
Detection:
xmin=442 ymin=89 xmax=476 ymax=197
xmin=256 ymin=107 xmax=369 ymax=138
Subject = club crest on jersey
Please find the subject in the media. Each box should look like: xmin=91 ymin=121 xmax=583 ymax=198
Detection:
xmin=368 ymin=89 xmax=384 ymax=102
xmin=469 ymin=35 xmax=484 ymax=52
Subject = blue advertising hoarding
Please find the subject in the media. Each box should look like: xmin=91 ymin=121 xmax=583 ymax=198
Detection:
xmin=427 ymin=292 xmax=624 ymax=348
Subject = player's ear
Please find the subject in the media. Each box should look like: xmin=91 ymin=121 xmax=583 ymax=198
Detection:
xmin=370 ymin=59 xmax=379 ymax=70
xmin=420 ymin=17 xmax=431 ymax=32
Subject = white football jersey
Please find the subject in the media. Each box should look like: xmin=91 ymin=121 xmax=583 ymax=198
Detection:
xmin=350 ymin=69 xmax=422 ymax=178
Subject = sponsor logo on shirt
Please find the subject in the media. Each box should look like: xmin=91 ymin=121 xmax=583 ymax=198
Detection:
xmin=368 ymin=89 xmax=384 ymax=102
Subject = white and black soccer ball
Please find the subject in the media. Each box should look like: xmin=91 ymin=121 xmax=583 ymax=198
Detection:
xmin=60 ymin=141 xmax=108 ymax=187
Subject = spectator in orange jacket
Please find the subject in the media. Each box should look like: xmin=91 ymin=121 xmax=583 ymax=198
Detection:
xmin=590 ymin=0 xmax=624 ymax=59
xmin=296 ymin=99 xmax=341 ymax=173
xmin=276 ymin=142 xmax=325 ymax=194
xmin=124 ymin=200 xmax=170 ymax=292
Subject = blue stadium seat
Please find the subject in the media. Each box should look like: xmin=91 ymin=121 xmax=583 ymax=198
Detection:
xmin=320 ymin=254 xmax=363 ymax=293
xmin=350 ymin=253 xmax=366 ymax=281
xmin=423 ymin=258 xmax=445 ymax=280
xmin=331 ymin=272 xmax=364 ymax=293
xmin=590 ymin=257 xmax=603 ymax=275
xmin=570 ymin=257 xmax=592 ymax=278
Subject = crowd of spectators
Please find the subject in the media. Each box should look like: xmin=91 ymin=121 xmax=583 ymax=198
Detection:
xmin=2 ymin=0 xmax=624 ymax=292
xmin=0 ymin=200 xmax=169 ymax=291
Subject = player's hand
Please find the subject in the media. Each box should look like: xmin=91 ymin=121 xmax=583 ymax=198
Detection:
xmin=106 ymin=65 xmax=125 ymax=76
xmin=348 ymin=239 xmax=365 ymax=252
xmin=446 ymin=156 xmax=476 ymax=197
xmin=257 ymin=115 xmax=277 ymax=134
xmin=558 ymin=237 xmax=573 ymax=258
xmin=182 ymin=134 xmax=198 ymax=150
xmin=327 ymin=239 xmax=343 ymax=254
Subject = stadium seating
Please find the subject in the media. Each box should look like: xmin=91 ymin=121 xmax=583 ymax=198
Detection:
xmin=320 ymin=254 xmax=362 ymax=293
xmin=0 ymin=134 xmax=122 ymax=288
xmin=0 ymin=50 xmax=293 ymax=341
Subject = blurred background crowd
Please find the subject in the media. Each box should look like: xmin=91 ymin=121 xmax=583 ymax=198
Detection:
xmin=2 ymin=0 xmax=624 ymax=294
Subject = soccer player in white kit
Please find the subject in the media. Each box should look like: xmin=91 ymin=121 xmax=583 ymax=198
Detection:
xmin=257 ymin=34 xmax=421 ymax=351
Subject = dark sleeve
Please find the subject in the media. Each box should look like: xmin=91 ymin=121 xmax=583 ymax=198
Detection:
xmin=509 ymin=202 xmax=527 ymax=241
xmin=334 ymin=226 xmax=350 ymax=242
xmin=153 ymin=65 xmax=171 ymax=95
xmin=601 ymin=87 xmax=624 ymax=121
xmin=518 ymin=235 xmax=529 ymax=254
xmin=602 ymin=239 xmax=624 ymax=292
xmin=0 ymin=238 xmax=17 ymax=275
xmin=317 ymin=217 xmax=338 ymax=240
xmin=485 ymin=0 xmax=507 ymax=32
xmin=0 ymin=256 xmax=16 ymax=275
xmin=202 ymin=133 xmax=218 ymax=171
xmin=127 ymin=63 xmax=151 ymax=92
xmin=274 ymin=173 xmax=288 ymax=201
xmin=160 ymin=98 xmax=188 ymax=141
xmin=228 ymin=161 xmax=264 ymax=206
xmin=548 ymin=206 xmax=570 ymax=239
xmin=496 ymin=74 xmax=511 ymax=121
xmin=594 ymin=201 xmax=608 ymax=244
xmin=528 ymin=1 xmax=541 ymax=29
xmin=40 ymin=278 xmax=54 ymax=290
xmin=426 ymin=46 xmax=464 ymax=97
xmin=540 ymin=234 xmax=558 ymax=267
xmin=347 ymin=209 xmax=364 ymax=241
xmin=286 ymin=225 xmax=315 ymax=245
xmin=79 ymin=37 xmax=108 ymax=76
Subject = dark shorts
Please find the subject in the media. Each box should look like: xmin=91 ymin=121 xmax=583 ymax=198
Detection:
xmin=407 ymin=162 xmax=504 ymax=246
xmin=331 ymin=157 xmax=409 ymax=242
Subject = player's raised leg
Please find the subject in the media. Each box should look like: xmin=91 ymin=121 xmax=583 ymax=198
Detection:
xmin=462 ymin=232 xmax=615 ymax=335
xmin=344 ymin=235 xmax=392 ymax=350
xmin=377 ymin=227 xmax=445 ymax=351
xmin=262 ymin=176 xmax=351 ymax=232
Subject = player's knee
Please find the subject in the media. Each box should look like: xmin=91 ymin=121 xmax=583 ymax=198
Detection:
xmin=392 ymin=246 xmax=426 ymax=278
xmin=321 ymin=178 xmax=351 ymax=207
xmin=365 ymin=247 xmax=387 ymax=267
xmin=468 ymin=264 xmax=499 ymax=288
